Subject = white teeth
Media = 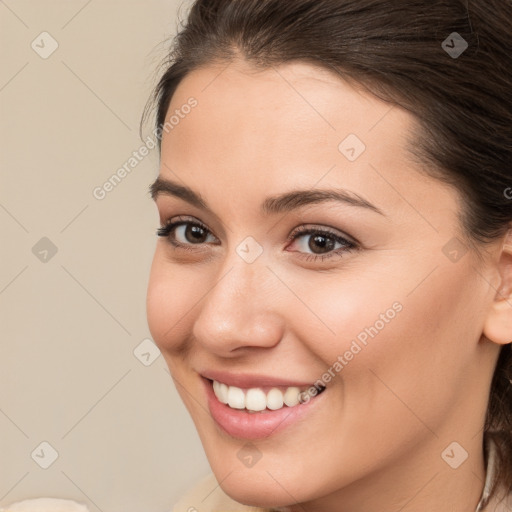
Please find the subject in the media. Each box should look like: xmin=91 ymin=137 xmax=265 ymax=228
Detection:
xmin=283 ymin=387 xmax=301 ymax=407
xmin=245 ymin=388 xmax=267 ymax=411
xmin=212 ymin=381 xmax=316 ymax=411
xmin=227 ymin=386 xmax=245 ymax=409
xmin=266 ymin=388 xmax=284 ymax=410
xmin=213 ymin=380 xmax=229 ymax=404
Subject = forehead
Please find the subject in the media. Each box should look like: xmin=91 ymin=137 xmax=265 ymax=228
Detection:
xmin=168 ymin=60 xmax=400 ymax=150
xmin=159 ymin=59 xmax=457 ymax=226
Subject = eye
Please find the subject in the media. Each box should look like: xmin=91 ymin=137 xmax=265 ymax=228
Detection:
xmin=286 ymin=225 xmax=358 ymax=262
xmin=156 ymin=216 xmax=218 ymax=250
xmin=156 ymin=216 xmax=358 ymax=262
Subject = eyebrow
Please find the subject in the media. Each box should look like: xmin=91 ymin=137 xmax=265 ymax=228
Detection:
xmin=149 ymin=177 xmax=385 ymax=217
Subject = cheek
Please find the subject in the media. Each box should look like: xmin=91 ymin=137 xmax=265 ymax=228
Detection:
xmin=146 ymin=250 xmax=194 ymax=350
xmin=283 ymin=268 xmax=402 ymax=367
xmin=293 ymin=257 xmax=482 ymax=424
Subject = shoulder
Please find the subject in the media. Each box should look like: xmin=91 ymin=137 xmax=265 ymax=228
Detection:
xmin=172 ymin=473 xmax=269 ymax=512
xmin=0 ymin=498 xmax=89 ymax=511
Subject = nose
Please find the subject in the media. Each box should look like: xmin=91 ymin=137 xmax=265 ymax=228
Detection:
xmin=192 ymin=251 xmax=285 ymax=356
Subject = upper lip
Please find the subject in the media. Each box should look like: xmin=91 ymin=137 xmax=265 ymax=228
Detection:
xmin=200 ymin=370 xmax=318 ymax=389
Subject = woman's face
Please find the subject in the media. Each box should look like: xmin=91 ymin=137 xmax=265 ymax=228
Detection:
xmin=147 ymin=60 xmax=500 ymax=510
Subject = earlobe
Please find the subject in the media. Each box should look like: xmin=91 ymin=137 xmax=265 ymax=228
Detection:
xmin=482 ymin=228 xmax=512 ymax=346
xmin=483 ymin=302 xmax=512 ymax=345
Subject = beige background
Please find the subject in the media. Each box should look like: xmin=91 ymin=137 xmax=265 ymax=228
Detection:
xmin=0 ymin=1 xmax=212 ymax=510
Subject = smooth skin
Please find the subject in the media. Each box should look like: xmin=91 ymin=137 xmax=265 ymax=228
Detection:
xmin=147 ymin=59 xmax=512 ymax=512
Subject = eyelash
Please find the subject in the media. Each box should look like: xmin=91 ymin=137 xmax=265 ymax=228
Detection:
xmin=156 ymin=215 xmax=358 ymax=262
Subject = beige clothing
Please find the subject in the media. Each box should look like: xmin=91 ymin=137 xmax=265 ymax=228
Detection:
xmin=0 ymin=499 xmax=89 ymax=512
xmin=173 ymin=437 xmax=511 ymax=512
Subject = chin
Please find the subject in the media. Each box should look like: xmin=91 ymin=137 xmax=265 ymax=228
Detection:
xmin=218 ymin=477 xmax=296 ymax=509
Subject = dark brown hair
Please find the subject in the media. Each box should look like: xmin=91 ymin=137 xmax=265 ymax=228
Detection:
xmin=143 ymin=0 xmax=512 ymax=501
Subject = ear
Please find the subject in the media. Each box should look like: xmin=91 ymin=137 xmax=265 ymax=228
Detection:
xmin=483 ymin=228 xmax=512 ymax=345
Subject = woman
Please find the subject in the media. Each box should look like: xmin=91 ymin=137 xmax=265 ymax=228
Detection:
xmin=144 ymin=1 xmax=512 ymax=510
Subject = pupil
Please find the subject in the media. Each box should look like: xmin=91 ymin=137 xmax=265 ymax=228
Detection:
xmin=310 ymin=234 xmax=334 ymax=254
xmin=187 ymin=225 xmax=207 ymax=243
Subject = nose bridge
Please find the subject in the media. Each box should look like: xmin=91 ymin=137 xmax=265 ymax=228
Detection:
xmin=192 ymin=244 xmax=283 ymax=352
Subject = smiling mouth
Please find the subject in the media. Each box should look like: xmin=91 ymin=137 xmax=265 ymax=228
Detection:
xmin=209 ymin=378 xmax=326 ymax=413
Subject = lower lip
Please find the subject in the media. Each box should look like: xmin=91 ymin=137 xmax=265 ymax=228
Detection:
xmin=202 ymin=377 xmax=326 ymax=440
